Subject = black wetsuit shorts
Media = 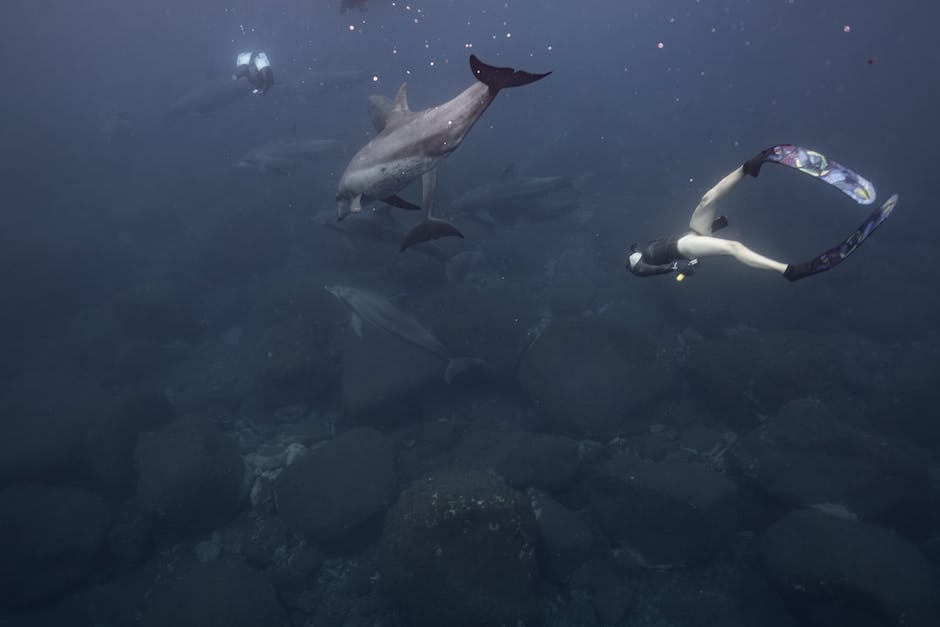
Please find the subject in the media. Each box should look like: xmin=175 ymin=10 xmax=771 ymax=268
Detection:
xmin=642 ymin=236 xmax=686 ymax=265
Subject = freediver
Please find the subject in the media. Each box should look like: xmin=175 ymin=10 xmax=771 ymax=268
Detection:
xmin=233 ymin=51 xmax=275 ymax=95
xmin=627 ymin=145 xmax=897 ymax=282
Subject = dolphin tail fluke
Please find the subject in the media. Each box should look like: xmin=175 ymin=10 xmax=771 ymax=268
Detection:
xmin=400 ymin=218 xmax=464 ymax=252
xmin=444 ymin=357 xmax=485 ymax=384
xmin=470 ymin=55 xmax=551 ymax=92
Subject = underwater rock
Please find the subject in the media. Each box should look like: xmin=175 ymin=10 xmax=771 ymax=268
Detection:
xmin=257 ymin=315 xmax=337 ymax=408
xmin=135 ymin=414 xmax=245 ymax=532
xmin=681 ymin=328 xmax=841 ymax=428
xmin=107 ymin=501 xmax=154 ymax=568
xmin=161 ymin=326 xmax=260 ymax=413
xmin=0 ymin=484 xmax=110 ymax=608
xmin=275 ymin=427 xmax=396 ymax=542
xmin=452 ymin=430 xmax=583 ymax=490
xmin=0 ymin=372 xmax=115 ymax=486
xmin=733 ymin=397 xmax=928 ymax=524
xmin=761 ymin=509 xmax=940 ymax=627
xmin=591 ymin=452 xmax=739 ymax=565
xmin=82 ymin=391 xmax=178 ymax=498
xmin=139 ymin=558 xmax=288 ymax=627
xmin=518 ymin=317 xmax=677 ymax=439
xmin=423 ymin=281 xmax=546 ymax=380
xmin=380 ymin=468 xmax=542 ymax=627
xmin=338 ymin=321 xmax=441 ymax=419
xmin=529 ymin=488 xmax=593 ymax=584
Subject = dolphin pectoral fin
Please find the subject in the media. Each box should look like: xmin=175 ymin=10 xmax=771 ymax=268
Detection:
xmin=337 ymin=195 xmax=362 ymax=221
xmin=443 ymin=357 xmax=484 ymax=384
xmin=383 ymin=194 xmax=422 ymax=211
xmin=400 ymin=218 xmax=464 ymax=252
xmin=469 ymin=54 xmax=551 ymax=92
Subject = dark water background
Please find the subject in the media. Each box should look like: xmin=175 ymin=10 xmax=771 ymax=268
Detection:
xmin=1 ymin=1 xmax=939 ymax=626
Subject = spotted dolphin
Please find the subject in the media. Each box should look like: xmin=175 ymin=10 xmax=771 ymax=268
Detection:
xmin=335 ymin=55 xmax=551 ymax=250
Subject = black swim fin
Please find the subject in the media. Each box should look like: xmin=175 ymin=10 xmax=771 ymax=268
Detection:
xmin=742 ymin=146 xmax=776 ymax=178
xmin=783 ymin=261 xmax=817 ymax=282
xmin=470 ymin=55 xmax=551 ymax=92
xmin=783 ymin=194 xmax=898 ymax=282
xmin=400 ymin=218 xmax=464 ymax=252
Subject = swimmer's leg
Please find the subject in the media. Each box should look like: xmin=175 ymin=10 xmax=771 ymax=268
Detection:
xmin=688 ymin=166 xmax=746 ymax=235
xmin=677 ymin=234 xmax=787 ymax=273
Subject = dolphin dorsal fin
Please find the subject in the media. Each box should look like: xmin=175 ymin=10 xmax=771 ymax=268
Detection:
xmin=381 ymin=83 xmax=413 ymax=130
xmin=393 ymin=83 xmax=410 ymax=113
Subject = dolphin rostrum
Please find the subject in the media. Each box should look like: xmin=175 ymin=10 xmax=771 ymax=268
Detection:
xmin=325 ymin=284 xmax=482 ymax=383
xmin=335 ymin=55 xmax=551 ymax=249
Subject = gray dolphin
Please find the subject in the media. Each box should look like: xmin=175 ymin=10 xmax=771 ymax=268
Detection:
xmin=166 ymin=79 xmax=250 ymax=118
xmin=448 ymin=173 xmax=584 ymax=226
xmin=235 ymin=137 xmax=342 ymax=175
xmin=335 ymin=55 xmax=551 ymax=248
xmin=325 ymin=284 xmax=482 ymax=383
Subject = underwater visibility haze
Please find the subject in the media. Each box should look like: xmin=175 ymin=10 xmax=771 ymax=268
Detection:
xmin=1 ymin=0 xmax=939 ymax=625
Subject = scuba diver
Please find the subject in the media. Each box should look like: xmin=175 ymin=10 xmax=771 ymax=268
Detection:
xmin=627 ymin=144 xmax=898 ymax=282
xmin=233 ymin=51 xmax=274 ymax=95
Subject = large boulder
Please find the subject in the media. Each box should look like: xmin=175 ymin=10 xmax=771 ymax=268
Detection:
xmin=529 ymin=489 xmax=593 ymax=584
xmin=160 ymin=328 xmax=260 ymax=413
xmin=82 ymin=392 xmax=178 ymax=497
xmin=380 ymin=469 xmax=542 ymax=627
xmin=452 ymin=430 xmax=583 ymax=490
xmin=135 ymin=414 xmax=245 ymax=532
xmin=681 ymin=328 xmax=843 ymax=427
xmin=257 ymin=314 xmax=337 ymax=408
xmin=422 ymin=281 xmax=546 ymax=380
xmin=140 ymin=558 xmax=288 ymax=627
xmin=762 ymin=509 xmax=940 ymax=627
xmin=0 ymin=484 xmax=110 ymax=608
xmin=518 ymin=317 xmax=677 ymax=438
xmin=0 ymin=373 xmax=115 ymax=486
xmin=274 ymin=427 xmax=396 ymax=542
xmin=338 ymin=323 xmax=442 ymax=419
xmin=733 ymin=398 xmax=928 ymax=524
xmin=591 ymin=452 xmax=739 ymax=565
